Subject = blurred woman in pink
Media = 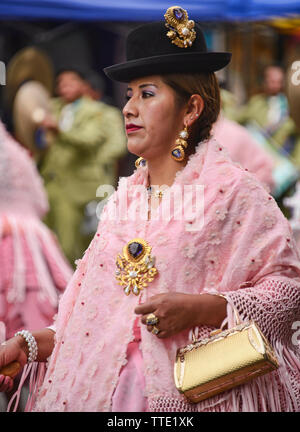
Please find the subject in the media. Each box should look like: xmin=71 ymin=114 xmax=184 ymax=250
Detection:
xmin=0 ymin=120 xmax=73 ymax=339
xmin=213 ymin=115 xmax=275 ymax=192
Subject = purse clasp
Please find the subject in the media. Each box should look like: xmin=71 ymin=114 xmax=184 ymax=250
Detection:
xmin=210 ymin=329 xmax=222 ymax=337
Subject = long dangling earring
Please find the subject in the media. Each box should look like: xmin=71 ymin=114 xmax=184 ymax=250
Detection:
xmin=135 ymin=157 xmax=147 ymax=168
xmin=171 ymin=126 xmax=189 ymax=162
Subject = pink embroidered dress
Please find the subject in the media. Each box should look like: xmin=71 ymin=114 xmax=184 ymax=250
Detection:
xmin=32 ymin=137 xmax=300 ymax=412
xmin=0 ymin=121 xmax=73 ymax=338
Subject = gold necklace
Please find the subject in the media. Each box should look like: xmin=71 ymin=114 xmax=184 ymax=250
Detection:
xmin=147 ymin=185 xmax=165 ymax=198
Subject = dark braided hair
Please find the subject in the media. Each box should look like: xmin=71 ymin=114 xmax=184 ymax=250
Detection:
xmin=161 ymin=72 xmax=220 ymax=157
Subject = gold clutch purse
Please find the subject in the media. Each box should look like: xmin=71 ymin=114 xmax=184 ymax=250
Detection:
xmin=174 ymin=314 xmax=279 ymax=403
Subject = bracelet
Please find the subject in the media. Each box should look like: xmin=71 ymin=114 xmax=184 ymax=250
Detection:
xmin=15 ymin=330 xmax=38 ymax=363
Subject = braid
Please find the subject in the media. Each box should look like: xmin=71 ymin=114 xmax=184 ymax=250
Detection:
xmin=162 ymin=72 xmax=220 ymax=154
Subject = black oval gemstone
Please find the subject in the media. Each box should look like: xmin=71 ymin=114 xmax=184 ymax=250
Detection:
xmin=128 ymin=242 xmax=143 ymax=258
xmin=172 ymin=148 xmax=183 ymax=158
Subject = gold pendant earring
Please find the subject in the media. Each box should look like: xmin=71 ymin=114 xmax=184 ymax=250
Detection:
xmin=135 ymin=157 xmax=147 ymax=168
xmin=171 ymin=126 xmax=189 ymax=162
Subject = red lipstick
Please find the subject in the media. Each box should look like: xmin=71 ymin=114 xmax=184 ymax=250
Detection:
xmin=126 ymin=123 xmax=142 ymax=134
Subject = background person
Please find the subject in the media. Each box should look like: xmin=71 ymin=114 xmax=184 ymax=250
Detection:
xmin=213 ymin=92 xmax=275 ymax=192
xmin=0 ymin=119 xmax=73 ymax=409
xmin=39 ymin=67 xmax=126 ymax=265
xmin=81 ymin=69 xmax=128 ymax=188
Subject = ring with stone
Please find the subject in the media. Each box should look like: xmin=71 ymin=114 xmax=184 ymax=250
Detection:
xmin=146 ymin=313 xmax=159 ymax=326
xmin=151 ymin=326 xmax=160 ymax=335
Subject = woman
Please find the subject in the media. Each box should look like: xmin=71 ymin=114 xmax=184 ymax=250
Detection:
xmin=213 ymin=114 xmax=275 ymax=192
xmin=0 ymin=119 xmax=73 ymax=405
xmin=0 ymin=120 xmax=72 ymax=335
xmin=0 ymin=6 xmax=299 ymax=412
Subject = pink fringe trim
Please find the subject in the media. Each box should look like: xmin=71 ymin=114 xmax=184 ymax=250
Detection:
xmin=7 ymin=362 xmax=46 ymax=412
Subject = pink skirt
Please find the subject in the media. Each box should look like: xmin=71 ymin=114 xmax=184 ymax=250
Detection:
xmin=111 ymin=318 xmax=148 ymax=412
xmin=0 ymin=232 xmax=72 ymax=338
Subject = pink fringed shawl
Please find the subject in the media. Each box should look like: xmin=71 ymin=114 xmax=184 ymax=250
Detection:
xmin=32 ymin=137 xmax=300 ymax=412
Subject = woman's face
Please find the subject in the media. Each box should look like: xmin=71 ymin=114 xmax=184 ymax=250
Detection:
xmin=123 ymin=75 xmax=186 ymax=161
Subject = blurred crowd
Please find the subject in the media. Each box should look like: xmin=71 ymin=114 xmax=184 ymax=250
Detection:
xmin=3 ymin=50 xmax=127 ymax=266
xmin=218 ymin=64 xmax=300 ymax=202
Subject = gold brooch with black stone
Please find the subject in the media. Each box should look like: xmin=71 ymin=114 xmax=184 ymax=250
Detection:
xmin=115 ymin=238 xmax=158 ymax=296
xmin=164 ymin=6 xmax=196 ymax=48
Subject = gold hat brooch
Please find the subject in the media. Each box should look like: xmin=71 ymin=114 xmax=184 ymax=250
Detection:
xmin=164 ymin=6 xmax=196 ymax=48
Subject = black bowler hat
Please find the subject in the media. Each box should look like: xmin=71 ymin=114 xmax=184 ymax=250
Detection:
xmin=104 ymin=6 xmax=231 ymax=82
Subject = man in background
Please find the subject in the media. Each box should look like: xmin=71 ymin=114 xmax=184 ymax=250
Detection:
xmin=82 ymin=69 xmax=128 ymax=187
xmin=39 ymin=67 xmax=126 ymax=265
xmin=234 ymin=65 xmax=300 ymax=156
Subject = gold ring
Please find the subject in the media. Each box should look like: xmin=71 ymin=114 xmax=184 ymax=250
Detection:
xmin=151 ymin=326 xmax=160 ymax=335
xmin=146 ymin=313 xmax=159 ymax=326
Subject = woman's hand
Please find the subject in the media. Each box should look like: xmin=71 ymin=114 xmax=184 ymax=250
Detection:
xmin=0 ymin=336 xmax=28 ymax=392
xmin=134 ymin=293 xmax=227 ymax=339
xmin=2 ymin=216 xmax=12 ymax=237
